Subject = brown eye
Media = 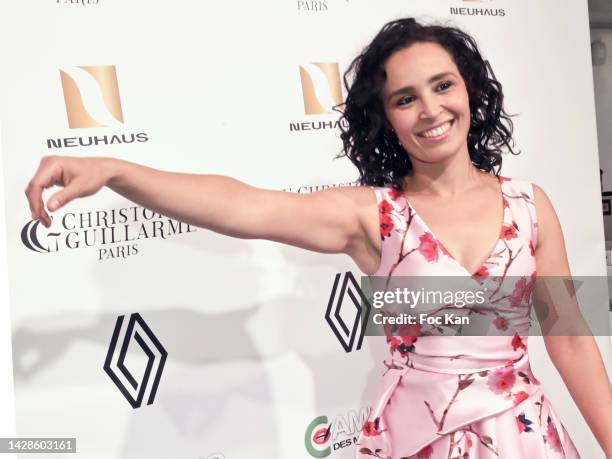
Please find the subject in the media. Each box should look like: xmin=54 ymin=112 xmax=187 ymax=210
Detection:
xmin=437 ymin=81 xmax=453 ymax=91
xmin=398 ymin=95 xmax=415 ymax=106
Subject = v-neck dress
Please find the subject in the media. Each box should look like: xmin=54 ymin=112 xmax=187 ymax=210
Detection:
xmin=356 ymin=176 xmax=581 ymax=459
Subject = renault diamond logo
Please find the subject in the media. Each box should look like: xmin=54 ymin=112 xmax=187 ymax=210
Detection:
xmin=59 ymin=65 xmax=124 ymax=129
xmin=299 ymin=62 xmax=342 ymax=115
xmin=325 ymin=272 xmax=371 ymax=352
xmin=104 ymin=313 xmax=167 ymax=408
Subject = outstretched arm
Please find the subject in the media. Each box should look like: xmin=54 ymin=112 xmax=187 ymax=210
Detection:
xmin=532 ymin=184 xmax=612 ymax=457
xmin=25 ymin=155 xmax=380 ymax=261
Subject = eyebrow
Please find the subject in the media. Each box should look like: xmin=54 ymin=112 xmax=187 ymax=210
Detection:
xmin=386 ymin=72 xmax=456 ymax=102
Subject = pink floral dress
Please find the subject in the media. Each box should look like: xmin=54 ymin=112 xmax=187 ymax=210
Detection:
xmin=356 ymin=176 xmax=580 ymax=459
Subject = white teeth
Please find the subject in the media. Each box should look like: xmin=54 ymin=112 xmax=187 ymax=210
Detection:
xmin=419 ymin=121 xmax=452 ymax=138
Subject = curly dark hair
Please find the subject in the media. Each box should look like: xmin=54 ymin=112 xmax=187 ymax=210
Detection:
xmin=334 ymin=18 xmax=520 ymax=190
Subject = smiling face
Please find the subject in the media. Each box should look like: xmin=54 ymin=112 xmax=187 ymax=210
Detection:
xmin=381 ymin=41 xmax=471 ymax=166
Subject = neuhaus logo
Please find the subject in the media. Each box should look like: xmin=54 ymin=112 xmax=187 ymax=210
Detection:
xmin=325 ymin=272 xmax=371 ymax=353
xmin=104 ymin=313 xmax=168 ymax=408
xmin=299 ymin=63 xmax=341 ymax=115
xmin=47 ymin=65 xmax=149 ymax=149
xmin=304 ymin=407 xmax=370 ymax=457
xmin=289 ymin=62 xmax=347 ymax=132
xmin=60 ymin=66 xmax=123 ymax=129
xmin=20 ymin=205 xmax=197 ymax=261
xmin=451 ymin=0 xmax=506 ymax=17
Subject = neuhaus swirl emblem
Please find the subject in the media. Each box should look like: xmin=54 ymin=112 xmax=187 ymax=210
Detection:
xmin=299 ymin=62 xmax=342 ymax=114
xmin=59 ymin=65 xmax=124 ymax=129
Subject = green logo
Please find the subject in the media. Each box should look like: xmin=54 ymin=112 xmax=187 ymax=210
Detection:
xmin=304 ymin=415 xmax=332 ymax=458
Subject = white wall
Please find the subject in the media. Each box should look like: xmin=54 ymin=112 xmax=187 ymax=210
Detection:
xmin=0 ymin=1 xmax=609 ymax=458
xmin=0 ymin=126 xmax=17 ymax=458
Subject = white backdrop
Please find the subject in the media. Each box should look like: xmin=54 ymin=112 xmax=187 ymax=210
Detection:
xmin=0 ymin=126 xmax=17 ymax=459
xmin=0 ymin=1 xmax=610 ymax=458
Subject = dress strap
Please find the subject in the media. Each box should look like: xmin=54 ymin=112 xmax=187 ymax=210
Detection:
xmin=525 ymin=181 xmax=539 ymax=251
xmin=500 ymin=177 xmax=539 ymax=254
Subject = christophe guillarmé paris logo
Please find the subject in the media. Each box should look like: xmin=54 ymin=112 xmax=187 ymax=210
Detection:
xmin=59 ymin=65 xmax=124 ymax=129
xmin=104 ymin=313 xmax=168 ymax=408
xmin=298 ymin=62 xmax=342 ymax=115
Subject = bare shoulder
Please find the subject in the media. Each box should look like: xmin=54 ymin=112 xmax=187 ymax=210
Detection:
xmin=319 ymin=185 xmax=379 ymax=235
xmin=332 ymin=183 xmax=378 ymax=215
xmin=318 ymin=184 xmax=378 ymax=203
xmin=301 ymin=184 xmax=378 ymax=219
xmin=531 ymin=182 xmax=571 ymax=273
xmin=319 ymin=185 xmax=381 ymax=274
xmin=302 ymin=184 xmax=378 ymax=209
xmin=532 ymin=183 xmax=559 ymax=234
xmin=532 ymin=183 xmax=551 ymax=206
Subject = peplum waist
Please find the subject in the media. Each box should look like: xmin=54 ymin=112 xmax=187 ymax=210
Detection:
xmin=404 ymin=335 xmax=531 ymax=373
xmin=357 ymin=335 xmax=541 ymax=457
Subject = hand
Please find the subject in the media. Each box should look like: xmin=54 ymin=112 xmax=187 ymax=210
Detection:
xmin=24 ymin=155 xmax=111 ymax=228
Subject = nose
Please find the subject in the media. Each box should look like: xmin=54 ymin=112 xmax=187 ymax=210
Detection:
xmin=418 ymin=93 xmax=442 ymax=119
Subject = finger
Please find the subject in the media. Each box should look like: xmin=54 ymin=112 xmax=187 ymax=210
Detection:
xmin=25 ymin=185 xmax=51 ymax=227
xmin=47 ymin=180 xmax=81 ymax=212
xmin=25 ymin=182 xmax=47 ymax=222
xmin=25 ymin=158 xmax=64 ymax=218
xmin=41 ymin=212 xmax=52 ymax=228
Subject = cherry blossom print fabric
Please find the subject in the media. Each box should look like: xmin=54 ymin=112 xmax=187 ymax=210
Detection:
xmin=356 ymin=176 xmax=580 ymax=459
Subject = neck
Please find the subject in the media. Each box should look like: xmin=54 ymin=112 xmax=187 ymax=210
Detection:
xmin=402 ymin=148 xmax=491 ymax=198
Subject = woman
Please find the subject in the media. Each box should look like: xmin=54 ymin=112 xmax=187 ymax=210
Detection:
xmin=24 ymin=18 xmax=611 ymax=459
